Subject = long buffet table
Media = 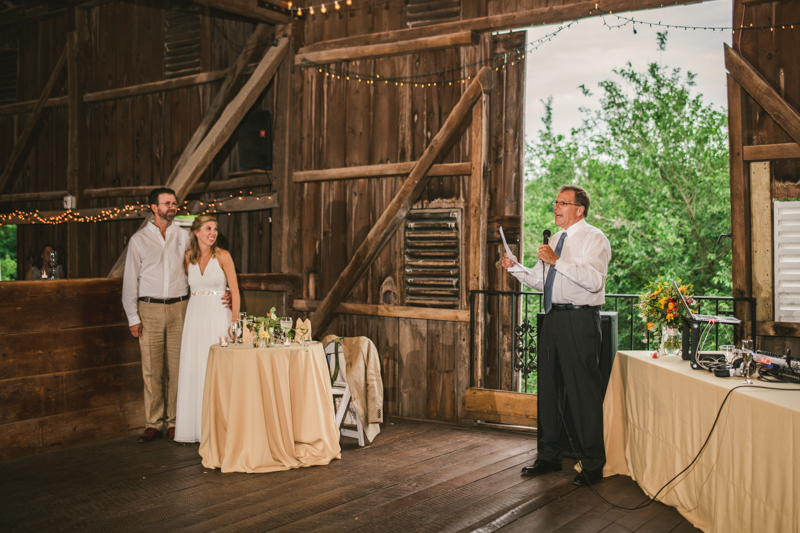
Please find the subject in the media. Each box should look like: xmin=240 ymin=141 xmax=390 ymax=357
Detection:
xmin=602 ymin=350 xmax=800 ymax=533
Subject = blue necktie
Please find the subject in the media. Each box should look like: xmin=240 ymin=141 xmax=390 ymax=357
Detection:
xmin=544 ymin=233 xmax=567 ymax=313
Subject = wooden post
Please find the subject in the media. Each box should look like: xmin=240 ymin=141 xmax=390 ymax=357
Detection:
xmin=66 ymin=10 xmax=89 ymax=279
xmin=310 ymin=67 xmax=493 ymax=336
xmin=108 ymin=34 xmax=288 ymax=277
xmin=727 ymin=73 xmax=751 ymax=337
xmin=0 ymin=46 xmax=67 ymax=195
xmin=467 ymin=88 xmax=490 ymax=388
xmin=750 ymin=162 xmax=772 ymax=322
xmin=272 ymin=32 xmax=295 ymax=274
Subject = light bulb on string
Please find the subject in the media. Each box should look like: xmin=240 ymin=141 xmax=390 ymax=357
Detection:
xmin=334 ymin=1 xmax=340 ymax=9
xmin=321 ymin=4 xmax=326 ymax=13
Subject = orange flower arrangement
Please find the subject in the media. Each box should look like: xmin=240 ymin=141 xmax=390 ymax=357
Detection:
xmin=637 ymin=276 xmax=698 ymax=341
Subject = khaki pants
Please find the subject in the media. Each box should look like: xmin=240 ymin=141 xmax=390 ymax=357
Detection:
xmin=138 ymin=299 xmax=188 ymax=431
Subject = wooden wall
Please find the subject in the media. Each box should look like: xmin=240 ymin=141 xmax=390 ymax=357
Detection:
xmin=728 ymin=0 xmax=800 ymax=351
xmin=0 ymin=1 xmax=277 ymax=279
xmin=0 ymin=279 xmax=142 ymax=460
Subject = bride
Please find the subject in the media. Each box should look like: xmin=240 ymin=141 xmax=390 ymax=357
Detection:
xmin=175 ymin=215 xmax=240 ymax=443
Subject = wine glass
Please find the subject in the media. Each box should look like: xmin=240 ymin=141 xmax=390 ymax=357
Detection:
xmin=230 ymin=320 xmax=240 ymax=343
xmin=49 ymin=251 xmax=58 ymax=279
xmin=280 ymin=317 xmax=293 ymax=345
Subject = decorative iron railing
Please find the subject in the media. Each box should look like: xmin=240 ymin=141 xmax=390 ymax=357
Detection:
xmin=468 ymin=289 xmax=756 ymax=394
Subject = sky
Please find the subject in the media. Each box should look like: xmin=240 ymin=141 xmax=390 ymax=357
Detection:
xmin=522 ymin=0 xmax=732 ymax=140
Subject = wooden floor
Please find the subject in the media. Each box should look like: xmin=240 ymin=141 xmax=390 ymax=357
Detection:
xmin=1 ymin=418 xmax=699 ymax=533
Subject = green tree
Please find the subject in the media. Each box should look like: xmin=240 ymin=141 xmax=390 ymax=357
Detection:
xmin=0 ymin=224 xmax=17 ymax=281
xmin=524 ymin=61 xmax=731 ymax=297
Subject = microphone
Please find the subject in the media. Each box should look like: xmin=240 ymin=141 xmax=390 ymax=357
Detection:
xmin=543 ymin=229 xmax=551 ymax=245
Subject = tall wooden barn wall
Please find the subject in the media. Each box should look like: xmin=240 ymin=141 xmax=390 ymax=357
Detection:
xmin=0 ymin=1 xmax=277 ymax=279
xmin=289 ymin=1 xmax=527 ymax=422
xmin=0 ymin=279 xmax=142 ymax=461
xmin=729 ymin=0 xmax=800 ymax=354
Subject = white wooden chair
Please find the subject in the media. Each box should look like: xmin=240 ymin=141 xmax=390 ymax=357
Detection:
xmin=324 ymin=340 xmax=366 ymax=446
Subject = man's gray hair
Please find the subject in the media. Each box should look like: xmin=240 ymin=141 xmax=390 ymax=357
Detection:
xmin=559 ymin=184 xmax=591 ymax=217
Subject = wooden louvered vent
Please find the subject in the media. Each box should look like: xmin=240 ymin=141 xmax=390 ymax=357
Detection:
xmin=0 ymin=46 xmax=19 ymax=105
xmin=404 ymin=209 xmax=461 ymax=308
xmin=164 ymin=4 xmax=202 ymax=79
xmin=407 ymin=0 xmax=461 ymax=29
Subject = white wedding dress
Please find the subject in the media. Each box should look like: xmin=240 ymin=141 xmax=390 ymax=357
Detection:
xmin=175 ymin=257 xmax=231 ymax=443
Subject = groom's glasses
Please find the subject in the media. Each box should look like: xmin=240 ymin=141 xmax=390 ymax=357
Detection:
xmin=158 ymin=202 xmax=179 ymax=207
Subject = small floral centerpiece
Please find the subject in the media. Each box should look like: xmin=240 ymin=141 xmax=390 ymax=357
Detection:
xmin=637 ymin=276 xmax=698 ymax=355
xmin=249 ymin=307 xmax=281 ymax=346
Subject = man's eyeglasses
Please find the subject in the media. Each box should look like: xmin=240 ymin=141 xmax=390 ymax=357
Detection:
xmin=553 ymin=200 xmax=580 ymax=208
xmin=158 ymin=202 xmax=179 ymax=208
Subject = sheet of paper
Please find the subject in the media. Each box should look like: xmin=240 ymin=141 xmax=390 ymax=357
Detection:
xmin=499 ymin=227 xmax=533 ymax=275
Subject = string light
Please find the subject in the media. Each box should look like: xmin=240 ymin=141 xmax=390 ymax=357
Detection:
xmin=0 ymin=193 xmax=278 ymax=225
xmin=290 ymin=1 xmax=352 ymax=17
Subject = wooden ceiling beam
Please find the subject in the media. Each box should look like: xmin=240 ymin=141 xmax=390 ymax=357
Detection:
xmin=0 ymin=45 xmax=67 ymax=196
xmin=293 ymin=161 xmax=471 ymax=183
xmin=190 ymin=0 xmax=290 ymax=25
xmin=725 ymin=44 xmax=800 ymax=148
xmin=309 ymin=66 xmax=493 ymax=337
xmin=296 ymin=31 xmax=479 ymax=66
xmin=299 ymin=0 xmax=702 ymax=54
xmin=743 ymin=142 xmax=800 ymax=162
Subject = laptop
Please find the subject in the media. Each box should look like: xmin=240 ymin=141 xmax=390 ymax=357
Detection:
xmin=671 ymin=280 xmax=741 ymax=326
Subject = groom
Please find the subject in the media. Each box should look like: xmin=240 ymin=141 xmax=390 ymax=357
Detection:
xmin=122 ymin=188 xmax=229 ymax=443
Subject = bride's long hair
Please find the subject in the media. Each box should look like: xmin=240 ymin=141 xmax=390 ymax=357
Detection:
xmin=187 ymin=215 xmax=221 ymax=265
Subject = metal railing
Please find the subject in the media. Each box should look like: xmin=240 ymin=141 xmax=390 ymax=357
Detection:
xmin=468 ymin=289 xmax=756 ymax=394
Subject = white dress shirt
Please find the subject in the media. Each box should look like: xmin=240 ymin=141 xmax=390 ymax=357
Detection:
xmin=508 ymin=218 xmax=611 ymax=306
xmin=122 ymin=222 xmax=190 ymax=326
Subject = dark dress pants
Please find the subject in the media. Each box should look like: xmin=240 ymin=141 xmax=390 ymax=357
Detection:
xmin=537 ymin=306 xmax=606 ymax=472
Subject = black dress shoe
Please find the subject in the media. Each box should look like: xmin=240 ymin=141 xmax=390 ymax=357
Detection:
xmin=573 ymin=469 xmax=604 ymax=487
xmin=138 ymin=428 xmax=162 ymax=443
xmin=521 ymin=459 xmax=562 ymax=476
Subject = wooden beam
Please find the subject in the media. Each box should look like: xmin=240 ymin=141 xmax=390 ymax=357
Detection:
xmin=467 ymin=88 xmax=490 ymax=388
xmin=83 ymin=69 xmax=229 ymax=104
xmin=461 ymin=387 xmax=537 ymax=427
xmin=67 ymin=20 xmax=90 ymax=279
xmin=107 ymin=32 xmax=286 ymax=278
xmin=0 ymin=71 xmax=227 ymax=117
xmin=299 ymin=0 xmax=700 ymax=54
xmin=295 ymin=31 xmax=479 ymax=66
xmin=309 ymin=67 xmax=493 ymax=336
xmin=0 ymin=190 xmax=68 ymax=202
xmin=727 ymin=74 xmax=752 ymax=334
xmin=187 ymin=194 xmax=279 ymax=214
xmin=190 ymin=0 xmax=291 ymax=25
xmin=0 ymin=46 xmax=67 ymax=196
xmin=83 ymin=172 xmax=275 ymax=199
xmin=743 ymin=142 xmax=800 ymax=161
xmin=294 ymin=299 xmax=470 ymax=323
xmin=750 ymin=162 xmax=772 ymax=322
xmin=238 ymin=273 xmax=302 ymax=292
xmin=0 ymin=4 xmax=65 ymax=29
xmin=725 ymin=45 xmax=800 ymax=148
xmin=293 ymin=162 xmax=471 ymax=183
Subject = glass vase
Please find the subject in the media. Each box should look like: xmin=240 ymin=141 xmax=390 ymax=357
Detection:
xmin=661 ymin=326 xmax=682 ymax=356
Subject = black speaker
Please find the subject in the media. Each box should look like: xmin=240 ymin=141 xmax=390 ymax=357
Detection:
xmin=536 ymin=311 xmax=618 ymax=398
xmin=238 ymin=109 xmax=272 ymax=171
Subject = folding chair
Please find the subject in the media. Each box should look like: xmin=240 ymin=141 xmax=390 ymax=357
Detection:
xmin=324 ymin=340 xmax=366 ymax=446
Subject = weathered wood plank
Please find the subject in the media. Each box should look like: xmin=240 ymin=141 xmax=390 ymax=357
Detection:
xmin=0 ymin=401 xmax=144 ymax=461
xmin=294 ymin=161 xmax=471 ymax=183
xmin=427 ymin=319 xmax=456 ymax=421
xmin=296 ymin=31 xmax=479 ymax=65
xmin=0 ymin=363 xmax=142 ymax=425
xmin=462 ymin=387 xmax=537 ymax=425
xmin=398 ymin=318 xmax=428 ymax=419
xmin=310 ymin=67 xmax=492 ymax=336
xmin=725 ymin=44 xmax=800 ymax=148
xmin=294 ymin=299 xmax=469 ymax=322
xmin=743 ymin=142 xmax=800 ymax=161
xmin=190 ymin=0 xmax=291 ymax=25
xmin=750 ymin=162 xmax=772 ymax=322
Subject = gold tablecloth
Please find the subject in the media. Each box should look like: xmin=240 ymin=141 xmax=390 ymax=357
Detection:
xmin=199 ymin=342 xmax=342 ymax=473
xmin=603 ymin=350 xmax=800 ymax=533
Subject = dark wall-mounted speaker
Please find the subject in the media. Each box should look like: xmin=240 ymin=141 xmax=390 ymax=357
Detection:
xmin=238 ymin=109 xmax=272 ymax=171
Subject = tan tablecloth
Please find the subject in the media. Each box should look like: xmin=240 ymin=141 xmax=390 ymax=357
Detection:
xmin=603 ymin=350 xmax=800 ymax=533
xmin=199 ymin=342 xmax=342 ymax=473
